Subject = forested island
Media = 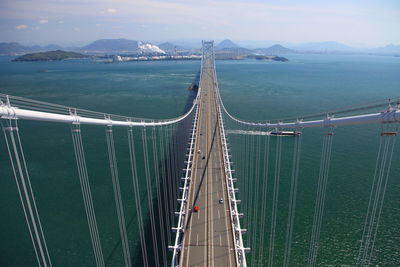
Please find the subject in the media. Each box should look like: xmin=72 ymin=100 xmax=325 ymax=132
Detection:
xmin=13 ymin=50 xmax=87 ymax=61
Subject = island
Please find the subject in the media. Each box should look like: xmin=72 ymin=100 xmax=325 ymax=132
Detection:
xmin=215 ymin=54 xmax=288 ymax=61
xmin=250 ymin=55 xmax=289 ymax=62
xmin=12 ymin=50 xmax=87 ymax=61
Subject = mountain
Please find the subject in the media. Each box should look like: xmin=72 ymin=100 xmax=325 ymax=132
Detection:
xmin=373 ymin=44 xmax=400 ymax=55
xmin=0 ymin=42 xmax=33 ymax=55
xmin=215 ymin=39 xmax=239 ymax=50
xmin=254 ymin=44 xmax=295 ymax=55
xmin=43 ymin=44 xmax=63 ymax=50
xmin=81 ymin=38 xmax=165 ymax=54
xmin=81 ymin=38 xmax=140 ymax=53
xmin=290 ymin=41 xmax=355 ymax=52
xmin=158 ymin=42 xmax=175 ymax=51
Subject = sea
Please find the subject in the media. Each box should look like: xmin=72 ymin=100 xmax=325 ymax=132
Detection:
xmin=0 ymin=54 xmax=399 ymax=266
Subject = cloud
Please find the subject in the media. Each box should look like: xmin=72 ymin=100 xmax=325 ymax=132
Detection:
xmin=95 ymin=23 xmax=103 ymax=27
xmin=74 ymin=27 xmax=80 ymax=32
xmin=107 ymin=8 xmax=117 ymax=13
xmin=15 ymin=24 xmax=27 ymax=30
xmin=39 ymin=19 xmax=48 ymax=24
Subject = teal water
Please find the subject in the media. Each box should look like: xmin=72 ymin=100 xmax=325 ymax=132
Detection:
xmin=0 ymin=54 xmax=399 ymax=266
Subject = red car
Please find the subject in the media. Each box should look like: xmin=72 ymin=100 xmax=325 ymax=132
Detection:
xmin=194 ymin=206 xmax=199 ymax=212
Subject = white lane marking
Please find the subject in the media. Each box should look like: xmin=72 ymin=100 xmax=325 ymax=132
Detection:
xmin=220 ymin=234 xmax=222 ymax=247
xmin=197 ymin=234 xmax=199 ymax=246
xmin=217 ymin=190 xmax=219 ymax=199
xmin=218 ymin=209 xmax=220 ymax=220
xmin=198 ymin=209 xmax=200 ymax=220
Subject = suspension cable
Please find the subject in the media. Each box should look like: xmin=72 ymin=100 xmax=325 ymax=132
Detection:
xmin=159 ymin=126 xmax=172 ymax=245
xmin=283 ymin=132 xmax=302 ymax=267
xmin=105 ymin=125 xmax=131 ymax=267
xmin=308 ymin=127 xmax=334 ymax=267
xmin=151 ymin=126 xmax=167 ymax=266
xmin=243 ymin=127 xmax=250 ymax=237
xmin=251 ymin=131 xmax=262 ymax=265
xmin=165 ymin=125 xmax=176 ymax=220
xmin=246 ymin=132 xmax=255 ymax=246
xmin=258 ymin=130 xmax=271 ymax=267
xmin=268 ymin=134 xmax=283 ymax=267
xmin=127 ymin=127 xmax=148 ymax=267
xmin=1 ymin=118 xmax=52 ymax=267
xmin=71 ymin=123 xmax=104 ymax=267
xmin=141 ymin=127 xmax=160 ymax=267
xmin=357 ymin=125 xmax=398 ymax=267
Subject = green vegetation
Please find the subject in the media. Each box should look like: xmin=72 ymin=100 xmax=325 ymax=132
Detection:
xmin=13 ymin=50 xmax=87 ymax=61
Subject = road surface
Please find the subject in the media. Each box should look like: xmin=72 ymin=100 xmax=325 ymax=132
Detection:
xmin=181 ymin=53 xmax=236 ymax=267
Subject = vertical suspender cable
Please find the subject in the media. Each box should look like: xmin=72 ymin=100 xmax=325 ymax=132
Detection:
xmin=366 ymin=133 xmax=396 ymax=266
xmin=283 ymin=132 xmax=302 ymax=267
xmin=308 ymin=128 xmax=334 ymax=267
xmin=258 ymin=131 xmax=270 ymax=267
xmin=268 ymin=134 xmax=283 ymax=267
xmin=168 ymin=125 xmax=177 ymax=212
xmin=127 ymin=127 xmax=148 ymax=267
xmin=251 ymin=132 xmax=262 ymax=265
xmin=71 ymin=123 xmax=104 ymax=267
xmin=357 ymin=126 xmax=397 ymax=267
xmin=165 ymin=126 xmax=176 ymax=219
xmin=173 ymin=124 xmax=179 ymax=201
xmin=246 ymin=133 xmax=255 ymax=246
xmin=151 ymin=126 xmax=167 ymax=266
xmin=2 ymin=119 xmax=52 ymax=267
xmin=159 ymin=126 xmax=172 ymax=245
xmin=243 ymin=129 xmax=250 ymax=235
xmin=308 ymin=133 xmax=327 ymax=266
xmin=141 ymin=127 xmax=160 ymax=267
xmin=313 ymin=130 xmax=333 ymax=267
xmin=356 ymin=136 xmax=382 ymax=266
xmin=105 ymin=125 xmax=131 ymax=267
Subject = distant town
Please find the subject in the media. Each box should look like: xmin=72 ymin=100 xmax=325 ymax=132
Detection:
xmin=3 ymin=38 xmax=400 ymax=62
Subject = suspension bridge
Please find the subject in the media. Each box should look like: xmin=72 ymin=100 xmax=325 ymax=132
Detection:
xmin=1 ymin=41 xmax=399 ymax=267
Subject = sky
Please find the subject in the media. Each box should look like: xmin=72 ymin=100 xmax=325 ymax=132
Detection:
xmin=0 ymin=0 xmax=399 ymax=47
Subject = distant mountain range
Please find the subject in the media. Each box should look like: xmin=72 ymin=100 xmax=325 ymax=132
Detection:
xmin=81 ymin=39 xmax=140 ymax=52
xmin=157 ymin=42 xmax=184 ymax=53
xmin=215 ymin=39 xmax=239 ymax=50
xmin=1 ymin=38 xmax=399 ymax=56
xmin=254 ymin=44 xmax=295 ymax=55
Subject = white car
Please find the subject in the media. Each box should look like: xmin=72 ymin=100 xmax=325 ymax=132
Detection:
xmin=219 ymin=198 xmax=223 ymax=204
xmin=198 ymin=149 xmax=201 ymax=154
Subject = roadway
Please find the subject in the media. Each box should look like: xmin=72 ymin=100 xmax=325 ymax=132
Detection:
xmin=181 ymin=52 xmax=236 ymax=266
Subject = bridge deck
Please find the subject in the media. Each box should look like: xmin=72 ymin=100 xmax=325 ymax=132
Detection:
xmin=181 ymin=55 xmax=236 ymax=266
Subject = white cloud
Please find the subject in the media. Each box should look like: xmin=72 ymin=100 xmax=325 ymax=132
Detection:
xmin=39 ymin=19 xmax=48 ymax=24
xmin=74 ymin=27 xmax=80 ymax=32
xmin=107 ymin=8 xmax=117 ymax=13
xmin=15 ymin=24 xmax=27 ymax=30
xmin=95 ymin=23 xmax=103 ymax=27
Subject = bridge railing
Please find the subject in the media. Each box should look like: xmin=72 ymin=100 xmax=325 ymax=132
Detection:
xmin=168 ymin=41 xmax=206 ymax=267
